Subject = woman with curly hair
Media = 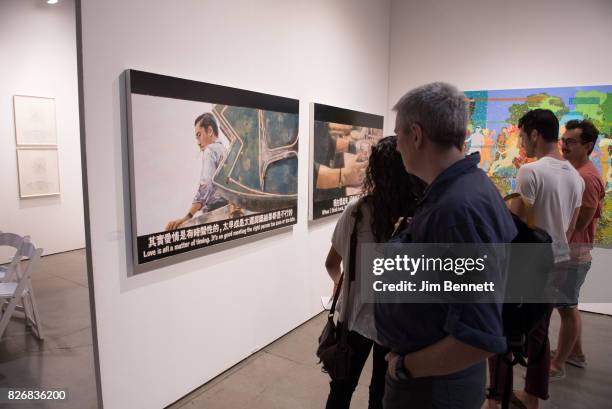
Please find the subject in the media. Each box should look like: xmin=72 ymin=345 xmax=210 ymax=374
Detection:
xmin=324 ymin=135 xmax=425 ymax=409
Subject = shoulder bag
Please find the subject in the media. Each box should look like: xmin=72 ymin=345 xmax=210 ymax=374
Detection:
xmin=316 ymin=201 xmax=363 ymax=380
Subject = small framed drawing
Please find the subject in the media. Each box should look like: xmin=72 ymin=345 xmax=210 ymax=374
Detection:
xmin=13 ymin=95 xmax=57 ymax=146
xmin=16 ymin=147 xmax=61 ymax=198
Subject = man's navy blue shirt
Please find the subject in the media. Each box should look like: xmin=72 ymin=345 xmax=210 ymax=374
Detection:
xmin=375 ymin=153 xmax=517 ymax=354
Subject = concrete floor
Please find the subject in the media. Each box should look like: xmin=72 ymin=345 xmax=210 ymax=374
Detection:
xmin=171 ymin=310 xmax=612 ymax=409
xmin=0 ymin=249 xmax=97 ymax=409
xmin=1 ymin=250 xmax=610 ymax=409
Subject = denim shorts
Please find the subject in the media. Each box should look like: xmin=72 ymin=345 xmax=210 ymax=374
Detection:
xmin=555 ymin=262 xmax=591 ymax=309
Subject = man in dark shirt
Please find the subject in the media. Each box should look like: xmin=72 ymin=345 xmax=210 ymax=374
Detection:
xmin=376 ymin=82 xmax=517 ymax=409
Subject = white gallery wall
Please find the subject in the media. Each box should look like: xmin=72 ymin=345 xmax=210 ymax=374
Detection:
xmin=0 ymin=0 xmax=84 ymax=259
xmin=80 ymin=0 xmax=612 ymax=407
xmin=387 ymin=0 xmax=612 ymax=314
xmin=79 ymin=0 xmax=391 ymax=408
xmin=387 ymin=0 xmax=612 ymax=118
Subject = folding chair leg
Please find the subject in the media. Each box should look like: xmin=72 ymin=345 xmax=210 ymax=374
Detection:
xmin=26 ymin=279 xmax=44 ymax=340
xmin=0 ymin=295 xmax=22 ymax=340
xmin=22 ymin=293 xmax=33 ymax=327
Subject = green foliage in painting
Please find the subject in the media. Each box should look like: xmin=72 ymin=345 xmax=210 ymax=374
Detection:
xmin=507 ymin=93 xmax=569 ymax=125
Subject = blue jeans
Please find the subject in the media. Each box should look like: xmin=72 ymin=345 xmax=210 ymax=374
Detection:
xmin=383 ymin=361 xmax=486 ymax=409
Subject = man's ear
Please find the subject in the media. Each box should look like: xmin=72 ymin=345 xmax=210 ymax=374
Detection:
xmin=413 ymin=123 xmax=424 ymax=150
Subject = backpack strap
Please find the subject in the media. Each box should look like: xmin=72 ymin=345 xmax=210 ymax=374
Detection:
xmin=504 ymin=192 xmax=536 ymax=229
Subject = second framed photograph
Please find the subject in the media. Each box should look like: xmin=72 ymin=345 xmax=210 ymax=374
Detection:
xmin=309 ymin=103 xmax=383 ymax=220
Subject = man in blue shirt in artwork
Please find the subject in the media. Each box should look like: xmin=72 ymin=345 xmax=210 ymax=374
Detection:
xmin=166 ymin=112 xmax=228 ymax=230
xmin=376 ymin=82 xmax=517 ymax=409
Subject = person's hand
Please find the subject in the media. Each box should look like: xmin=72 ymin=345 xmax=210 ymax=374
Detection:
xmin=344 ymin=152 xmax=365 ymax=167
xmin=166 ymin=217 xmax=188 ymax=231
xmin=385 ymin=352 xmax=400 ymax=380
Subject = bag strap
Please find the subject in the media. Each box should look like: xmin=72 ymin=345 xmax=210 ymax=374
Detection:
xmin=328 ymin=274 xmax=344 ymax=318
xmin=392 ymin=216 xmax=410 ymax=238
xmin=504 ymin=192 xmax=536 ymax=229
xmin=340 ymin=200 xmax=364 ymax=346
xmin=347 ymin=202 xmax=363 ymax=283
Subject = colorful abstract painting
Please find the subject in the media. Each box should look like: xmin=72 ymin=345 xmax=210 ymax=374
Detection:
xmin=464 ymin=85 xmax=612 ymax=245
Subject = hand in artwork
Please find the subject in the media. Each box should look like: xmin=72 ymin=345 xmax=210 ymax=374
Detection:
xmin=166 ymin=203 xmax=202 ymax=230
xmin=166 ymin=216 xmax=189 ymax=231
xmin=341 ymin=158 xmax=367 ymax=187
xmin=228 ymin=203 xmax=244 ymax=218
xmin=345 ymin=151 xmax=371 ymax=167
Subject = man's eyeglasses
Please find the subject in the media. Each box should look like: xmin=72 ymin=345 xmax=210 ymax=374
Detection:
xmin=560 ymin=138 xmax=582 ymax=147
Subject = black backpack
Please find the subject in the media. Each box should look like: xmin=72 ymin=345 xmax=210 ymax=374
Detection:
xmin=503 ymin=212 xmax=554 ymax=359
xmin=489 ymin=195 xmax=555 ymax=409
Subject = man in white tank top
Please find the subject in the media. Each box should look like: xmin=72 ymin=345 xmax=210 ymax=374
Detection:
xmin=509 ymin=109 xmax=584 ymax=409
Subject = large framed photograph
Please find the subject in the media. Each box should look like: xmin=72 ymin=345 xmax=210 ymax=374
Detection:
xmin=464 ymin=84 xmax=612 ymax=244
xmin=309 ymin=103 xmax=383 ymax=220
xmin=13 ymin=95 xmax=57 ymax=146
xmin=16 ymin=147 xmax=61 ymax=198
xmin=125 ymin=70 xmax=299 ymax=273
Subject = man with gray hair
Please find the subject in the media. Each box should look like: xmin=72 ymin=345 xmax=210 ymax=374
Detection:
xmin=375 ymin=82 xmax=517 ymax=408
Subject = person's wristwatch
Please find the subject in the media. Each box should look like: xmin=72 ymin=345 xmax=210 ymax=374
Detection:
xmin=395 ymin=354 xmax=412 ymax=381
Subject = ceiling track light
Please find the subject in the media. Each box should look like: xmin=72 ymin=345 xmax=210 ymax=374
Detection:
xmin=47 ymin=0 xmax=59 ymax=4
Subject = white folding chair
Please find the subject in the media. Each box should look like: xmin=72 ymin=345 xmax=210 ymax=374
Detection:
xmin=0 ymin=232 xmax=25 ymax=283
xmin=0 ymin=239 xmax=44 ymax=341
